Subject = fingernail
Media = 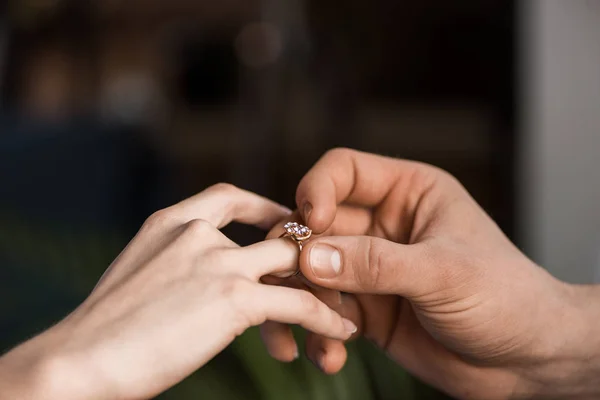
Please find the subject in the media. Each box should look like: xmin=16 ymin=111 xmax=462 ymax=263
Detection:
xmin=343 ymin=318 xmax=358 ymax=334
xmin=281 ymin=206 xmax=293 ymax=215
xmin=303 ymin=202 xmax=312 ymax=222
xmin=309 ymin=244 xmax=341 ymax=278
xmin=317 ymin=351 xmax=326 ymax=371
xmin=292 ymin=347 xmax=299 ymax=360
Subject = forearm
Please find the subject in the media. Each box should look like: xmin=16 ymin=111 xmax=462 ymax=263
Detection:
xmin=515 ymin=283 xmax=600 ymax=399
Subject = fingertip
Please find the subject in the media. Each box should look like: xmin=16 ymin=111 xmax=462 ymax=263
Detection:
xmin=295 ymin=185 xmax=336 ymax=234
xmin=305 ymin=334 xmax=347 ymax=374
xmin=318 ymin=342 xmax=347 ymax=375
xmin=303 ymin=202 xmax=312 ymax=224
xmin=308 ymin=204 xmax=337 ymax=234
xmin=259 ymin=322 xmax=299 ymax=363
xmin=267 ymin=345 xmax=298 ymax=363
xmin=342 ymin=318 xmax=358 ymax=335
xmin=278 ymin=343 xmax=300 ymax=363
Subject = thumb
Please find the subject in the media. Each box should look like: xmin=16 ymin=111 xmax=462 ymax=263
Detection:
xmin=299 ymin=236 xmax=433 ymax=298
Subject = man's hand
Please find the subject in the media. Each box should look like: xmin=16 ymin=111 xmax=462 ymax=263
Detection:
xmin=263 ymin=148 xmax=600 ymax=399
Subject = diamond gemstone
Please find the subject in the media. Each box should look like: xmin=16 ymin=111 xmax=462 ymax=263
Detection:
xmin=284 ymin=222 xmax=311 ymax=239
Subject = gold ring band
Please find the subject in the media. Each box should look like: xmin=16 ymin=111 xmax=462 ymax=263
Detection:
xmin=278 ymin=232 xmax=308 ymax=251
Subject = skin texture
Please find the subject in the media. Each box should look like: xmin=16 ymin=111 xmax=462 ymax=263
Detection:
xmin=262 ymin=148 xmax=600 ymax=399
xmin=0 ymin=183 xmax=356 ymax=400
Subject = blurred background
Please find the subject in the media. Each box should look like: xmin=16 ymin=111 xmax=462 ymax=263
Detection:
xmin=1 ymin=0 xmax=598 ymax=398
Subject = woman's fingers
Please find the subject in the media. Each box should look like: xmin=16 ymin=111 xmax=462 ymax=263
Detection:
xmin=93 ymin=219 xmax=236 ymax=296
xmin=247 ymin=285 xmax=357 ymax=341
xmin=225 ymin=238 xmax=299 ymax=279
xmin=94 ymin=183 xmax=290 ymax=295
xmin=173 ymin=183 xmax=292 ymax=230
xmin=133 ymin=183 xmax=290 ymax=244
xmin=257 ymin=276 xmax=304 ymax=362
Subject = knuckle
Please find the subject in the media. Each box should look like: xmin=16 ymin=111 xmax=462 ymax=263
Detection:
xmin=298 ymin=290 xmax=321 ymax=314
xmin=420 ymin=163 xmax=461 ymax=189
xmin=355 ymin=238 xmax=384 ymax=290
xmin=207 ymin=182 xmax=243 ymax=217
xmin=435 ymin=168 xmax=461 ymax=189
xmin=206 ymin=248 xmax=230 ymax=266
xmin=409 ymin=162 xmax=447 ymax=189
xmin=142 ymin=208 xmax=177 ymax=231
xmin=219 ymin=278 xmax=259 ymax=327
xmin=209 ymin=182 xmax=239 ymax=196
xmin=323 ymin=147 xmax=354 ymax=161
xmin=402 ymin=160 xmax=457 ymax=192
xmin=218 ymin=277 xmax=252 ymax=300
xmin=184 ymin=218 xmax=213 ymax=236
xmin=434 ymin=166 xmax=455 ymax=181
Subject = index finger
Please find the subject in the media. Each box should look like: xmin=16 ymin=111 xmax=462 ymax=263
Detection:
xmin=168 ymin=183 xmax=292 ymax=231
xmin=295 ymin=148 xmax=433 ymax=233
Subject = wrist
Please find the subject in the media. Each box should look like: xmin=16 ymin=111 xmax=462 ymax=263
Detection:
xmin=0 ymin=327 xmax=99 ymax=400
xmin=514 ymin=282 xmax=600 ymax=399
xmin=0 ymin=335 xmax=63 ymax=399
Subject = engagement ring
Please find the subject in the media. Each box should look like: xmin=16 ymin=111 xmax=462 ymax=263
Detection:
xmin=279 ymin=222 xmax=312 ymax=251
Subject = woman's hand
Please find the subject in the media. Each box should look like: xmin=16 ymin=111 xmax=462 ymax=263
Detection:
xmin=262 ymin=149 xmax=600 ymax=399
xmin=0 ymin=183 xmax=357 ymax=400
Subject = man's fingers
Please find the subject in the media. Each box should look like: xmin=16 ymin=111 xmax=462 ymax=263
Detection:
xmin=303 ymin=292 xmax=362 ymax=374
xmin=313 ymin=204 xmax=373 ymax=237
xmin=299 ymin=235 xmax=435 ymax=298
xmin=265 ymin=205 xmax=373 ymax=245
xmin=295 ymin=148 xmax=432 ymax=233
xmin=353 ymin=294 xmax=401 ymax=349
xmin=259 ymin=205 xmax=372 ymax=280
xmin=259 ymin=321 xmax=298 ymax=362
xmin=304 ymin=333 xmax=347 ymax=375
